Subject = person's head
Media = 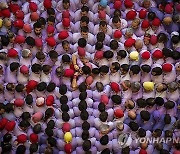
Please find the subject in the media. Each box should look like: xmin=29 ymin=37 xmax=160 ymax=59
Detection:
xmin=112 ymin=16 xmax=121 ymax=28
xmin=31 ymin=63 xmax=41 ymax=74
xmin=153 ymin=129 xmax=162 ymax=138
xmin=47 ymin=16 xmax=55 ymax=25
xmin=165 ymin=130 xmax=173 ymax=138
xmin=62 ymin=112 xmax=70 ymax=122
xmin=164 ymin=114 xmax=171 ymax=124
xmin=78 ymin=82 xmax=87 ymax=92
xmin=103 ymin=50 xmax=114 ymax=59
xmin=129 ymin=121 xmax=139 ymax=131
xmin=25 ymin=36 xmax=35 ymax=47
xmin=33 ymin=124 xmax=42 ymax=134
xmin=78 ymin=100 xmax=87 ymax=111
xmin=136 ymin=98 xmax=147 ymax=108
xmin=82 ymin=65 xmax=91 ymax=75
xmin=146 ymin=97 xmax=155 ymax=107
xmin=80 ymin=16 xmax=89 ymax=27
xmin=25 ymin=94 xmax=33 ymax=105
xmin=0 ymin=103 xmax=5 ymax=114
xmin=157 ymin=32 xmax=168 ymax=43
xmin=29 ymin=143 xmax=38 ymax=153
xmin=110 ymin=40 xmax=119 ymax=50
xmin=111 ymin=95 xmax=121 ymax=105
xmin=131 ymin=18 xmax=140 ymax=29
xmin=99 ymin=111 xmax=108 ymax=122
xmin=1 ymin=35 xmax=10 ymax=46
xmin=120 ymin=64 xmax=129 ymax=74
xmin=62 ymin=0 xmax=70 ymax=9
xmin=98 ymin=102 xmax=106 ymax=112
xmin=140 ymin=110 xmax=150 ymax=121
xmin=37 ymin=17 xmax=46 ymax=28
xmin=97 ymin=32 xmax=105 ymax=42
xmin=171 ymin=35 xmax=179 ymax=44
xmin=2 ymin=143 xmax=12 ymax=153
xmin=143 ymin=33 xmax=151 ymax=45
xmin=163 ymin=16 xmax=172 ymax=25
xmin=16 ymin=145 xmax=26 ymax=154
xmin=3 ymin=18 xmax=12 ymax=29
xmin=113 ymin=9 xmax=121 ymax=17
xmin=138 ymin=128 xmax=146 ymax=137
xmin=33 ymin=22 xmax=42 ymax=36
xmin=59 ymin=84 xmax=67 ymax=95
xmin=78 ymin=38 xmax=87 ymax=48
xmin=81 ymin=26 xmax=89 ymax=38
xmin=99 ymin=21 xmax=107 ymax=33
xmin=47 ymin=120 xmax=55 ymax=129
xmin=131 ymin=82 xmax=141 ymax=93
xmin=143 ymin=0 xmax=151 ymax=8
xmin=100 ymin=135 xmax=109 ymax=145
xmin=122 ymin=146 xmax=130 ymax=154
xmin=47 ymin=8 xmax=55 ymax=17
xmin=125 ymin=100 xmax=135 ymax=109
xmin=160 ymin=149 xmax=170 ymax=154
xmin=125 ymin=28 xmax=133 ymax=38
xmin=96 ymin=82 xmax=104 ymax=92
xmin=95 ymin=41 xmax=103 ymax=50
xmin=15 ymin=84 xmax=25 ymax=93
xmin=36 ymin=51 xmax=45 ymax=62
xmin=3 ymin=133 xmax=12 ymax=142
xmin=81 ymin=6 xmax=89 ymax=16
xmin=130 ymin=65 xmax=140 ymax=75
xmin=42 ymin=65 xmax=51 ymax=75
xmin=135 ymin=39 xmax=143 ymax=50
xmin=164 ymin=101 xmax=175 ymax=110
xmin=99 ymin=65 xmax=109 ymax=76
xmin=47 ymin=137 xmax=57 ymax=147
xmin=80 ymin=110 xmax=89 ymax=121
xmin=147 ymin=11 xmax=156 ymax=21
xmin=19 ymin=120 xmax=30 ymax=130
xmin=154 ymin=97 xmax=164 ymax=106
xmin=79 ymin=91 xmax=87 ymax=100
xmin=110 ymin=62 xmax=120 ymax=73
xmin=82 ymin=140 xmax=91 ymax=151
xmin=101 ymin=148 xmax=110 ymax=154
xmin=21 ymin=112 xmax=31 ymax=121
xmin=45 ymin=127 xmax=54 ymax=137
xmin=82 ymin=121 xmax=90 ymax=130
xmin=151 ymin=67 xmax=162 ymax=76
xmin=37 ymin=82 xmax=47 ymax=92
xmin=141 ymin=64 xmax=151 ymax=73
xmin=60 ymin=95 xmax=68 ymax=104
xmin=156 ymin=83 xmax=167 ymax=92
xmin=82 ymin=130 xmax=89 ymax=140
xmin=10 ymin=62 xmax=19 ymax=72
xmin=117 ymin=50 xmax=127 ymax=59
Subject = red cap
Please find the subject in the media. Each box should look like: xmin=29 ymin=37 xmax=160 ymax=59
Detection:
xmin=124 ymin=0 xmax=133 ymax=8
xmin=44 ymin=0 xmax=52 ymax=9
xmin=14 ymin=98 xmax=24 ymax=107
xmin=46 ymin=37 xmax=56 ymax=47
xmin=58 ymin=31 xmax=69 ymax=40
xmin=5 ymin=121 xmax=16 ymax=132
xmin=29 ymin=2 xmax=38 ymax=12
xmin=47 ymin=25 xmax=55 ymax=33
xmin=64 ymin=69 xmax=75 ymax=77
xmin=20 ymin=65 xmax=29 ymax=74
xmin=94 ymin=50 xmax=104 ymax=59
xmin=30 ymin=133 xmax=38 ymax=143
xmin=78 ymin=47 xmax=86 ymax=57
xmin=114 ymin=30 xmax=122 ymax=39
xmin=1 ymin=9 xmax=11 ymax=18
xmin=152 ymin=18 xmax=161 ymax=27
xmin=23 ymin=24 xmax=32 ymax=33
xmin=173 ymin=150 xmax=180 ymax=154
xmin=9 ymin=3 xmax=20 ymax=13
xmin=35 ymin=38 xmax=43 ymax=47
xmin=26 ymin=80 xmax=38 ymax=94
xmin=64 ymin=143 xmax=72 ymax=153
xmin=0 ymin=118 xmax=8 ymax=130
xmin=46 ymin=95 xmax=54 ymax=106
xmin=63 ymin=18 xmax=70 ymax=27
xmin=152 ymin=49 xmax=163 ymax=59
xmin=114 ymin=108 xmax=124 ymax=118
xmin=8 ymin=48 xmax=18 ymax=57
xmin=124 ymin=38 xmax=135 ymax=47
xmin=139 ymin=149 xmax=147 ymax=154
xmin=15 ymin=10 xmax=24 ymax=20
xmin=100 ymin=94 xmax=109 ymax=105
xmin=141 ymin=51 xmax=150 ymax=60
xmin=62 ymin=122 xmax=71 ymax=132
xmin=126 ymin=10 xmax=137 ymax=20
xmin=99 ymin=10 xmax=106 ymax=19
xmin=62 ymin=10 xmax=70 ymax=18
xmin=165 ymin=4 xmax=173 ymax=14
xmin=14 ymin=19 xmax=24 ymax=29
xmin=15 ymin=35 xmax=25 ymax=44
xmin=162 ymin=63 xmax=172 ymax=72
xmin=150 ymin=35 xmax=157 ymax=45
xmin=110 ymin=82 xmax=120 ymax=93
xmin=17 ymin=134 xmax=27 ymax=143
xmin=114 ymin=0 xmax=122 ymax=9
xmin=30 ymin=12 xmax=39 ymax=21
xmin=141 ymin=19 xmax=150 ymax=29
xmin=139 ymin=9 xmax=147 ymax=19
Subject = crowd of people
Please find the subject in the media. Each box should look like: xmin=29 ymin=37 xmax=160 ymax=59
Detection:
xmin=0 ymin=0 xmax=180 ymax=153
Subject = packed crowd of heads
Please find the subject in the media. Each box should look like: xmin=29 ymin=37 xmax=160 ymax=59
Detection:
xmin=0 ymin=0 xmax=180 ymax=153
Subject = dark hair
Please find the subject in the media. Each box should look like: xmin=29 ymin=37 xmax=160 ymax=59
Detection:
xmin=25 ymin=94 xmax=33 ymax=105
xmin=36 ymin=51 xmax=45 ymax=60
xmin=79 ymin=82 xmax=87 ymax=92
xmin=111 ymin=95 xmax=121 ymax=104
xmin=29 ymin=143 xmax=38 ymax=153
xmin=82 ymin=121 xmax=90 ymax=130
xmin=61 ymin=104 xmax=69 ymax=112
xmin=130 ymin=65 xmax=140 ymax=74
xmin=154 ymin=97 xmax=164 ymax=106
xmin=4 ymin=103 xmax=14 ymax=113
xmin=148 ymin=12 xmax=156 ymax=21
xmin=140 ymin=110 xmax=150 ymax=121
xmin=21 ymin=112 xmax=31 ymax=120
xmin=78 ymin=38 xmax=87 ymax=47
xmin=25 ymin=36 xmax=35 ymax=46
xmin=10 ymin=62 xmax=19 ymax=72
xmin=78 ymin=100 xmax=87 ymax=111
xmin=62 ymin=112 xmax=70 ymax=122
xmin=82 ymin=66 xmax=91 ymax=75
xmin=98 ymin=103 xmax=105 ymax=112
xmin=81 ymin=16 xmax=89 ymax=24
xmin=47 ymin=8 xmax=55 ymax=16
xmin=99 ymin=111 xmax=108 ymax=122
xmin=37 ymin=82 xmax=47 ymax=91
xmin=3 ymin=133 xmax=12 ymax=142
xmin=80 ymin=110 xmax=89 ymax=121
xmin=164 ymin=114 xmax=171 ymax=124
xmin=101 ymin=148 xmax=110 ymax=154
xmin=95 ymin=41 xmax=103 ymax=50
xmin=82 ymin=140 xmax=91 ymax=151
xmin=103 ymin=50 xmax=114 ymax=59
xmin=59 ymin=84 xmax=67 ymax=95
xmin=47 ymin=137 xmax=57 ymax=147
xmin=92 ymin=68 xmax=100 ymax=75
xmin=164 ymin=101 xmax=175 ymax=109
xmin=33 ymin=22 xmax=41 ymax=29
xmin=47 ymin=16 xmax=55 ymax=23
xmin=146 ymin=98 xmax=155 ymax=106
xmin=110 ymin=40 xmax=119 ymax=50
xmin=141 ymin=64 xmax=151 ymax=73
xmin=31 ymin=63 xmax=42 ymax=73
xmin=15 ymin=84 xmax=25 ymax=92
xmin=112 ymin=16 xmax=120 ymax=23
xmin=49 ymin=50 xmax=58 ymax=59
xmin=138 ymin=128 xmax=146 ymax=137
xmin=33 ymin=124 xmax=42 ymax=134
xmin=100 ymin=135 xmax=109 ymax=145
xmin=47 ymin=120 xmax=55 ymax=129
xmin=62 ymin=54 xmax=70 ymax=63
xmin=19 ymin=120 xmax=30 ymax=128
xmin=45 ymin=128 xmax=54 ymax=137
xmin=97 ymin=32 xmax=105 ymax=42
xmin=16 ymin=145 xmax=26 ymax=154
xmin=79 ymin=91 xmax=87 ymax=100
xmin=129 ymin=121 xmax=139 ymax=131
xmin=99 ymin=65 xmax=109 ymax=73
xmin=82 ymin=130 xmax=89 ymax=140
xmin=120 ymin=64 xmax=129 ymax=72
xmin=1 ymin=35 xmax=10 ymax=46
xmin=46 ymin=82 xmax=56 ymax=92
xmin=117 ymin=50 xmax=127 ymax=58
xmin=81 ymin=26 xmax=89 ymax=33
xmin=60 ymin=95 xmax=68 ymax=104
xmin=37 ymin=17 xmax=46 ymax=25
xmin=81 ymin=6 xmax=89 ymax=13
